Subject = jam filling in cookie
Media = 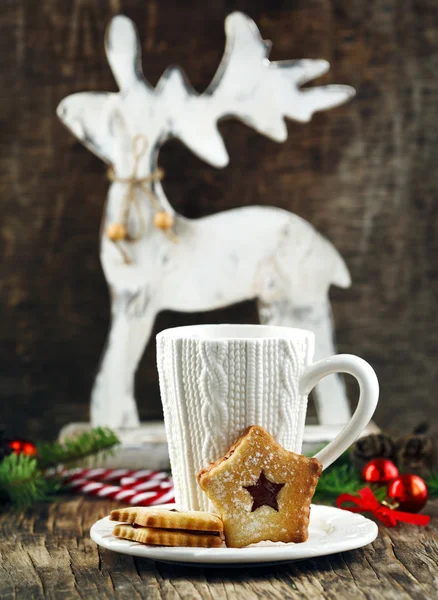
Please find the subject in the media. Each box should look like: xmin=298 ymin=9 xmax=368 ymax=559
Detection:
xmin=244 ymin=471 xmax=285 ymax=512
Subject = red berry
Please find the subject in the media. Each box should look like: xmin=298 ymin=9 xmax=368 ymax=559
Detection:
xmin=387 ymin=474 xmax=428 ymax=513
xmin=362 ymin=458 xmax=399 ymax=483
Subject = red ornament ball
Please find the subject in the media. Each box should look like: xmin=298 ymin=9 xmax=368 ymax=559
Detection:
xmin=8 ymin=439 xmax=37 ymax=456
xmin=362 ymin=458 xmax=399 ymax=483
xmin=387 ymin=474 xmax=428 ymax=513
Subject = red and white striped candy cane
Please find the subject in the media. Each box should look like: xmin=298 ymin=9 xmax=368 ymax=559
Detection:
xmin=66 ymin=477 xmax=175 ymax=506
xmin=120 ymin=477 xmax=173 ymax=491
xmin=62 ymin=468 xmax=168 ymax=483
xmin=118 ymin=471 xmax=169 ymax=484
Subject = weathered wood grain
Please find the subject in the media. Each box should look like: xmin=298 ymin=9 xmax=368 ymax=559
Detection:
xmin=0 ymin=0 xmax=437 ymax=440
xmin=0 ymin=496 xmax=436 ymax=599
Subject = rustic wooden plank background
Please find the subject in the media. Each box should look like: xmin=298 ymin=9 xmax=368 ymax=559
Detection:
xmin=0 ymin=0 xmax=437 ymax=441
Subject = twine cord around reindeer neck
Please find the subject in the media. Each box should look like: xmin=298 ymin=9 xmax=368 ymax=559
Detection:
xmin=106 ymin=135 xmax=177 ymax=263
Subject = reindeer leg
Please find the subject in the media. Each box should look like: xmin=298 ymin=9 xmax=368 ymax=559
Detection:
xmin=90 ymin=290 xmax=156 ymax=428
xmin=123 ymin=305 xmax=158 ymax=425
xmin=257 ymin=298 xmax=351 ymax=425
xmin=302 ymin=301 xmax=351 ymax=425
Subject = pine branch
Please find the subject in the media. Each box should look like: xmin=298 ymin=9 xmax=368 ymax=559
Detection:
xmin=37 ymin=427 xmax=119 ymax=470
xmin=313 ymin=463 xmax=362 ymax=502
xmin=426 ymin=472 xmax=438 ymax=498
xmin=0 ymin=428 xmax=119 ymax=507
xmin=0 ymin=453 xmax=59 ymax=507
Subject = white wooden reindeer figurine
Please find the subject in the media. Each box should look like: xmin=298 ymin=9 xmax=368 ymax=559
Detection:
xmin=57 ymin=12 xmax=355 ymax=429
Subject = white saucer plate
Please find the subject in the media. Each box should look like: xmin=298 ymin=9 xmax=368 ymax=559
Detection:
xmin=90 ymin=504 xmax=378 ymax=567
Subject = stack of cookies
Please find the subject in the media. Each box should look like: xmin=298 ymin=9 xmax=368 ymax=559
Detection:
xmin=110 ymin=506 xmax=224 ymax=548
xmin=111 ymin=425 xmax=322 ymax=548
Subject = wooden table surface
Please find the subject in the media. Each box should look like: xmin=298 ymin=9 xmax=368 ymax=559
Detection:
xmin=0 ymin=496 xmax=436 ymax=600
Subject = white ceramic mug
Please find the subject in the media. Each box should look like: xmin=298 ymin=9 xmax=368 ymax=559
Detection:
xmin=157 ymin=324 xmax=379 ymax=511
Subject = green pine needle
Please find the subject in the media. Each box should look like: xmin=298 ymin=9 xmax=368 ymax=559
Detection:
xmin=426 ymin=472 xmax=438 ymax=498
xmin=373 ymin=486 xmax=388 ymax=502
xmin=0 ymin=453 xmax=56 ymax=507
xmin=37 ymin=427 xmax=119 ymax=470
xmin=314 ymin=462 xmax=362 ymax=502
xmin=0 ymin=428 xmax=119 ymax=506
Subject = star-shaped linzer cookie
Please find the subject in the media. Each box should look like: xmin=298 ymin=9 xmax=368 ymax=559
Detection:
xmin=197 ymin=425 xmax=322 ymax=548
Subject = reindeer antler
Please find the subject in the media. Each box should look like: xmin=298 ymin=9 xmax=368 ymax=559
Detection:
xmin=58 ymin=12 xmax=354 ymax=170
xmin=154 ymin=12 xmax=355 ymax=167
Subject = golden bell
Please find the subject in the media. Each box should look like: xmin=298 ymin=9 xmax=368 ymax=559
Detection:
xmin=154 ymin=211 xmax=174 ymax=231
xmin=106 ymin=223 xmax=127 ymax=241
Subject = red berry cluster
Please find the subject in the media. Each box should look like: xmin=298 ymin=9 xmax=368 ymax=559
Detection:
xmin=362 ymin=458 xmax=428 ymax=513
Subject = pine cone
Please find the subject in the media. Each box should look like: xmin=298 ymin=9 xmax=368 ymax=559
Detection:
xmin=350 ymin=433 xmax=396 ymax=470
xmin=396 ymin=434 xmax=438 ymax=477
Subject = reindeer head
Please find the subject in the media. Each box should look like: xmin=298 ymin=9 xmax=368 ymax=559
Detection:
xmin=57 ymin=12 xmax=355 ymax=176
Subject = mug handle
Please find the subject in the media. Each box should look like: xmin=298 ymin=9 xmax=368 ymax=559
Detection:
xmin=299 ymin=354 xmax=379 ymax=470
